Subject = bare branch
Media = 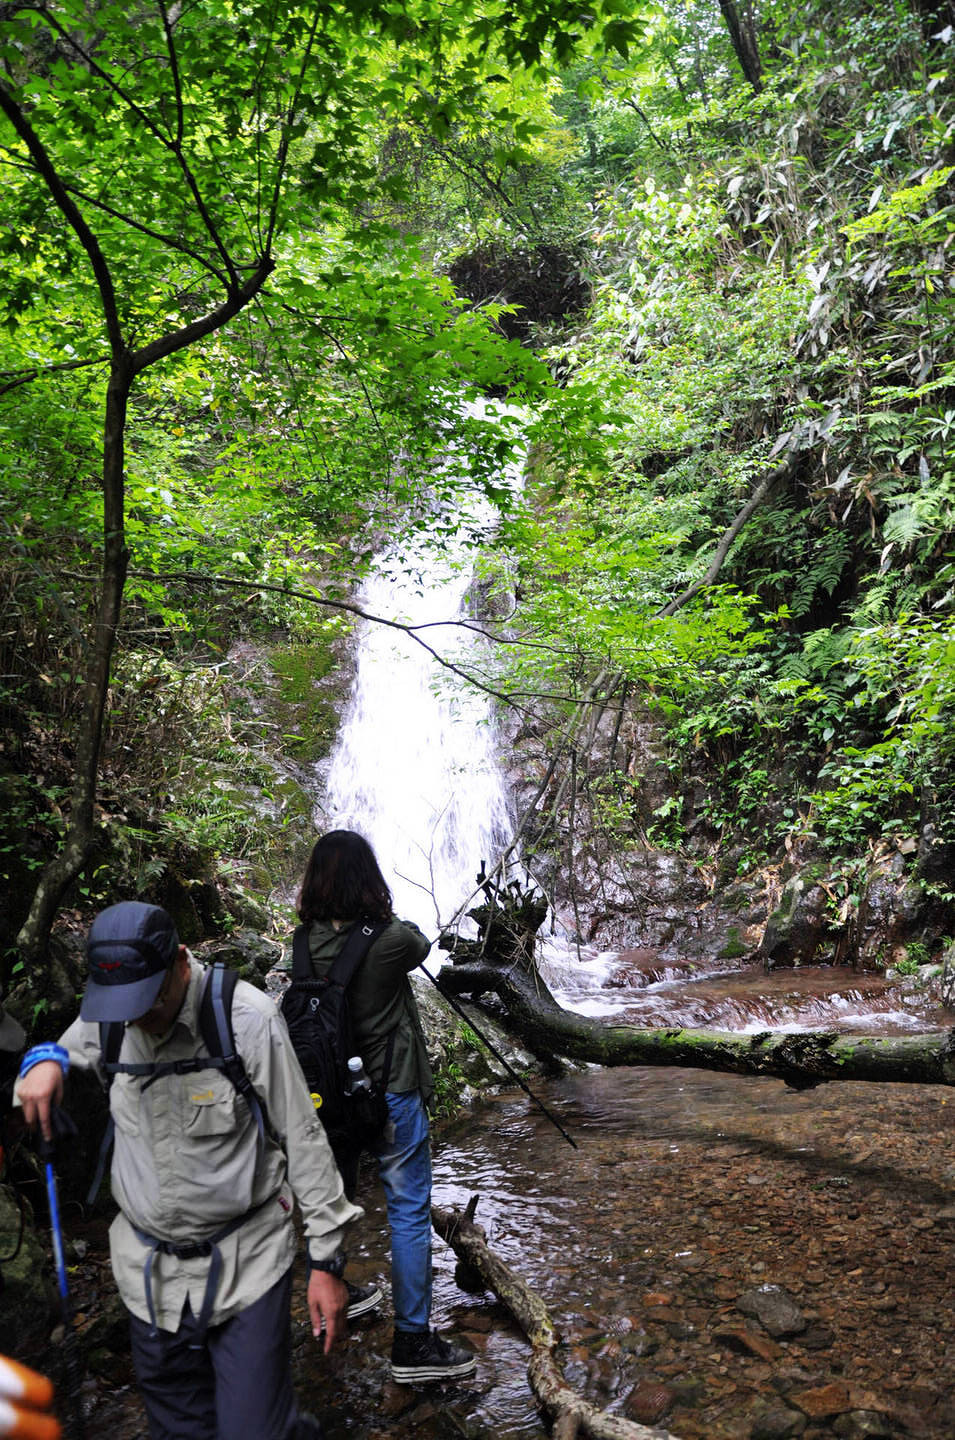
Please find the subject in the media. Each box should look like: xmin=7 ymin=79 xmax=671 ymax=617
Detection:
xmin=0 ymin=78 xmax=125 ymax=356
xmin=656 ymin=453 xmax=797 ymax=617
xmin=0 ymin=354 xmax=108 ymax=395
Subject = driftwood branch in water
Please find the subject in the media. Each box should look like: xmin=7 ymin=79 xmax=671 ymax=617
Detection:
xmin=431 ymin=1201 xmax=679 ymax=1440
xmin=436 ymin=957 xmax=955 ymax=1089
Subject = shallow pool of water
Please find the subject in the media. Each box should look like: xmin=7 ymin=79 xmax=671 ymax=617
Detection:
xmin=282 ymin=1060 xmax=955 ymax=1440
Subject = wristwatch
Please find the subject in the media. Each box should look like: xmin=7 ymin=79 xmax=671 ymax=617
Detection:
xmin=308 ymin=1248 xmax=346 ymax=1278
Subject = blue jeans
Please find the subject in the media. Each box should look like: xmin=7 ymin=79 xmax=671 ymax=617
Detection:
xmin=376 ymin=1089 xmax=433 ymax=1332
xmin=337 ymin=1089 xmax=433 ymax=1332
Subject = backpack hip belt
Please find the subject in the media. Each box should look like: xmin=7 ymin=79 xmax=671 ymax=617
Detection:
xmin=131 ymin=1193 xmax=273 ymax=1343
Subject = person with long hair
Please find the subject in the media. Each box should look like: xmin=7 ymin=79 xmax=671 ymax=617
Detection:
xmin=297 ymin=830 xmax=476 ymax=1384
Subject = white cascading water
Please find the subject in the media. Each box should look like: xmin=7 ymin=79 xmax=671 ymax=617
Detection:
xmin=322 ymin=403 xmax=519 ymax=942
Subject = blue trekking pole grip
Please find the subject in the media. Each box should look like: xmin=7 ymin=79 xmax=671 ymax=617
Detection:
xmin=35 ymin=1108 xmax=86 ymax=1440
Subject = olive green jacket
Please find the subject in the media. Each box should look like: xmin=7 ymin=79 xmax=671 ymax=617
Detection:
xmin=305 ymin=917 xmax=434 ymax=1106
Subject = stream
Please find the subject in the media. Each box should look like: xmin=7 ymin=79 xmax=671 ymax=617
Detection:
xmin=81 ymin=1051 xmax=955 ymax=1440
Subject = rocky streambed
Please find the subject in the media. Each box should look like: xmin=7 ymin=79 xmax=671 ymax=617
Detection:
xmin=40 ymin=1058 xmax=955 ymax=1440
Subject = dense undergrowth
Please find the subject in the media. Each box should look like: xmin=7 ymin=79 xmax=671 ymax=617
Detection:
xmin=479 ymin=0 xmax=955 ymax=919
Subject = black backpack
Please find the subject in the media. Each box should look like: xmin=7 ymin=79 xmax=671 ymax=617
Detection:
xmin=280 ymin=921 xmax=393 ymax=1151
xmin=89 ymin=963 xmax=271 ymax=1203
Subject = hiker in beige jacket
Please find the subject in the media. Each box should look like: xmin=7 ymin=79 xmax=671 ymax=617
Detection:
xmin=17 ymin=900 xmax=360 ymax=1440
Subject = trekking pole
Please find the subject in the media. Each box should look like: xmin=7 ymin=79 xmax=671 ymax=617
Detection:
xmin=35 ymin=1112 xmax=85 ymax=1440
xmin=418 ymin=964 xmax=578 ymax=1151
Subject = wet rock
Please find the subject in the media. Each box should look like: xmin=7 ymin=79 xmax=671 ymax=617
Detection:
xmin=86 ymin=1345 xmax=129 ymax=1383
xmin=618 ymin=1329 xmax=653 ymax=1355
xmin=736 ymin=1284 xmax=807 ymax=1338
xmin=749 ymin=1402 xmax=807 ymax=1439
xmin=667 ymin=1374 xmax=705 ymax=1406
xmin=915 ymin=816 xmax=955 ymax=889
xmin=411 ymin=975 xmax=545 ymax=1097
xmin=940 ymin=939 xmax=955 ymax=1009
xmin=378 ymin=1383 xmax=420 ymax=1417
xmin=78 ymin=1293 xmax=129 ymax=1354
xmin=0 ymin=1187 xmax=53 ymax=1350
xmin=712 ymin=1325 xmax=783 ymax=1361
xmin=623 ymin=1378 xmax=675 ymax=1425
xmin=790 ymin=1380 xmax=850 ymax=1419
xmin=204 ymin=927 xmax=283 ymax=983
xmin=758 ymin=876 xmax=833 ymax=968
xmin=832 ymin=1410 xmax=896 ymax=1438
xmin=854 ymin=855 xmax=928 ymax=970
xmin=798 ymin=1323 xmax=836 ymax=1350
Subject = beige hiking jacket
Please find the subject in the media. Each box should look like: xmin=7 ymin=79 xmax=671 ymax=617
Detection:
xmin=57 ymin=955 xmax=361 ymax=1330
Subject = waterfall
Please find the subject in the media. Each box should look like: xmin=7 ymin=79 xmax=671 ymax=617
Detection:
xmin=322 ymin=403 xmax=520 ymax=939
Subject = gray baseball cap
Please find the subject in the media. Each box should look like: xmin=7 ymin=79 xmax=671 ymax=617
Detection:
xmin=81 ymin=901 xmax=180 ymax=1023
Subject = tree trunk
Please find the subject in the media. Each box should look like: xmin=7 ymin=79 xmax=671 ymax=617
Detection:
xmin=15 ymin=361 xmax=132 ymax=976
xmin=717 ymin=0 xmax=762 ymax=93
xmin=431 ymin=1201 xmax=679 ymax=1440
xmin=436 ymin=955 xmax=955 ymax=1090
xmin=3 ymin=47 xmax=278 ymax=989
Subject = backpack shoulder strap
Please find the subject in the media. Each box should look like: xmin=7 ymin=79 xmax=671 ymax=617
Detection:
xmin=198 ymin=963 xmax=272 ymax=1145
xmin=327 ymin=921 xmax=387 ymax=989
xmin=88 ymin=1019 xmax=126 ymax=1204
xmin=99 ymin=1020 xmax=125 ymax=1084
xmin=291 ymin=926 xmax=313 ymax=981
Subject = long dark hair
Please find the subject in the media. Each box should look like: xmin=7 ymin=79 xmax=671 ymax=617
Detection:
xmin=298 ymin=830 xmax=393 ymax=924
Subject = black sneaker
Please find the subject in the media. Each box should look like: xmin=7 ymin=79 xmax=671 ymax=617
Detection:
xmin=390 ymin=1328 xmax=477 ymax=1383
xmin=318 ymin=1279 xmax=383 ymax=1331
xmin=346 ymin=1279 xmax=383 ymax=1320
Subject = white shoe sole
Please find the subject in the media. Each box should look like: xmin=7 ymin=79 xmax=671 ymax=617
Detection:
xmin=347 ymin=1284 xmax=383 ymax=1320
xmin=318 ymin=1283 xmax=384 ymax=1331
xmin=390 ymin=1357 xmax=477 ymax=1383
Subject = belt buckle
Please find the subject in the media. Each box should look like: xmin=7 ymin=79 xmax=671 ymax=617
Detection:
xmin=175 ymin=1239 xmax=212 ymax=1260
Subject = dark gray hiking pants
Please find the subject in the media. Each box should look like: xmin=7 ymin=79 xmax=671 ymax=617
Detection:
xmin=128 ymin=1266 xmax=320 ymax=1440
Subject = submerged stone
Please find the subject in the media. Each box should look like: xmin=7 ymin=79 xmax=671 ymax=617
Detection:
xmin=736 ymin=1284 xmax=807 ymax=1338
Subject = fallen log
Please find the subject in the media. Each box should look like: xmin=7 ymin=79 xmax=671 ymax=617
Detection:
xmin=435 ymin=958 xmax=955 ymax=1089
xmin=431 ymin=1200 xmax=679 ymax=1440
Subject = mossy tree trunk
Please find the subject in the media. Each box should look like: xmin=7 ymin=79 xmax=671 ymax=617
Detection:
xmin=436 ymin=952 xmax=955 ymax=1091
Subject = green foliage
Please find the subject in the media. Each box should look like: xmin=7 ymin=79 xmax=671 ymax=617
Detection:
xmin=269 ymin=639 xmax=345 ymax=764
xmin=3 ymin=0 xmax=955 ymax=933
xmin=431 ymin=1047 xmax=469 ymax=1118
xmin=482 ymin=0 xmax=955 ymax=866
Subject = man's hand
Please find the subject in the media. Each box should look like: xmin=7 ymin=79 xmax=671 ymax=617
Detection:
xmin=16 ymin=1060 xmax=64 ymax=1143
xmin=307 ymin=1271 xmax=348 ymax=1354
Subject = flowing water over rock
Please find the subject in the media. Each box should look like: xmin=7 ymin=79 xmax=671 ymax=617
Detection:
xmin=321 ymin=402 xmax=519 ymax=937
xmin=539 ymin=947 xmax=947 ymax=1036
